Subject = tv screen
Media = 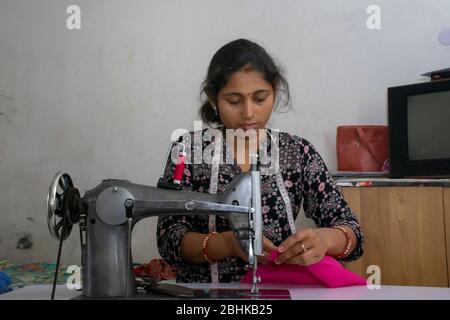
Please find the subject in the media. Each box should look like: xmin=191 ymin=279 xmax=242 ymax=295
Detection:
xmin=388 ymin=79 xmax=450 ymax=178
xmin=407 ymin=91 xmax=450 ymax=161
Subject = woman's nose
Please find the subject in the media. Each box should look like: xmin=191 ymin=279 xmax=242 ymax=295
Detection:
xmin=241 ymin=100 xmax=255 ymax=120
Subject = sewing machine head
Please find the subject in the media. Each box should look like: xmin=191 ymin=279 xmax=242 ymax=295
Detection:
xmin=46 ymin=166 xmax=262 ymax=298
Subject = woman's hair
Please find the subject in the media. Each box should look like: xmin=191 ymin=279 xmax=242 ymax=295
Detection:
xmin=199 ymin=38 xmax=291 ymax=126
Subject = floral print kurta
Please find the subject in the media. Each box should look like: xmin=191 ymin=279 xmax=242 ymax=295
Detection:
xmin=157 ymin=129 xmax=364 ymax=283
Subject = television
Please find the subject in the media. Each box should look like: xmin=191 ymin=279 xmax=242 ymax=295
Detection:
xmin=388 ymin=79 xmax=450 ymax=178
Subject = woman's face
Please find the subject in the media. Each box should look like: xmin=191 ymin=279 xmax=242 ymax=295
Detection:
xmin=216 ymin=67 xmax=275 ymax=132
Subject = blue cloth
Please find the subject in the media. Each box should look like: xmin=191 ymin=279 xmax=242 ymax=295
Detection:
xmin=0 ymin=271 xmax=12 ymax=294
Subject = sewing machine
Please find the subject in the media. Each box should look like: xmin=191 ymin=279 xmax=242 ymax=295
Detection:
xmin=46 ymin=156 xmax=274 ymax=299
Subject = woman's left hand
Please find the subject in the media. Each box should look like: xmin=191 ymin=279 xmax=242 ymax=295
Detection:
xmin=274 ymin=228 xmax=328 ymax=266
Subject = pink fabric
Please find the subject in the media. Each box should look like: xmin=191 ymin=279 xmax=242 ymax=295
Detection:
xmin=241 ymin=251 xmax=366 ymax=288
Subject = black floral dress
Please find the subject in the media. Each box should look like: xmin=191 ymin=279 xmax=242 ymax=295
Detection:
xmin=156 ymin=129 xmax=364 ymax=283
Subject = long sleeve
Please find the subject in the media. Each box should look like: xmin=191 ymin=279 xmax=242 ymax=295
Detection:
xmin=299 ymin=138 xmax=365 ymax=262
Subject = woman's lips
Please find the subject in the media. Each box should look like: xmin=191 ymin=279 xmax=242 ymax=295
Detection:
xmin=240 ymin=122 xmax=259 ymax=130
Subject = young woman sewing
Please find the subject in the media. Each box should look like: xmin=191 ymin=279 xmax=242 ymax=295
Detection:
xmin=156 ymin=39 xmax=364 ymax=282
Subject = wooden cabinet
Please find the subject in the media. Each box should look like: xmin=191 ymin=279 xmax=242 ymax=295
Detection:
xmin=444 ymin=188 xmax=450 ymax=287
xmin=341 ymin=185 xmax=450 ymax=287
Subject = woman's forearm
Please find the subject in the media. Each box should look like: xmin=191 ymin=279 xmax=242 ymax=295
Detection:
xmin=316 ymin=226 xmax=358 ymax=258
xmin=180 ymin=231 xmax=237 ymax=264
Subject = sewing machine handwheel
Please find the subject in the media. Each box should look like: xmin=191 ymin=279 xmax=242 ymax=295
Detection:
xmin=47 ymin=172 xmax=78 ymax=240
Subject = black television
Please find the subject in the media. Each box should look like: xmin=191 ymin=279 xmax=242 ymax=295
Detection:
xmin=388 ymin=79 xmax=450 ymax=178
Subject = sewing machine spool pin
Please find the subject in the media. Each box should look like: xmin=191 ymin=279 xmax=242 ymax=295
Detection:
xmin=157 ymin=140 xmax=186 ymax=190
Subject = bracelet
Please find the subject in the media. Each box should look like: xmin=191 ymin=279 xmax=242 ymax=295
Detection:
xmin=202 ymin=232 xmax=217 ymax=263
xmin=332 ymin=225 xmax=352 ymax=259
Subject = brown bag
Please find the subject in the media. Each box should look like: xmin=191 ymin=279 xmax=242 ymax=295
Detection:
xmin=336 ymin=125 xmax=388 ymax=172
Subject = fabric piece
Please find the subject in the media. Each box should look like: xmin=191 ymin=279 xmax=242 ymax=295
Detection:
xmin=0 ymin=271 xmax=12 ymax=294
xmin=134 ymin=258 xmax=177 ymax=282
xmin=241 ymin=252 xmax=366 ymax=288
xmin=0 ymin=260 xmax=68 ymax=291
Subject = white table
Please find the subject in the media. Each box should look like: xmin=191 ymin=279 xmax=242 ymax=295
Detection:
xmin=1 ymin=283 xmax=450 ymax=300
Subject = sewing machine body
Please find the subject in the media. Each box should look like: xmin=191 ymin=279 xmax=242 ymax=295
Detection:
xmin=51 ymin=172 xmax=256 ymax=298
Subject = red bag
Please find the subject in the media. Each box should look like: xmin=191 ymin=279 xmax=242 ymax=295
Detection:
xmin=336 ymin=125 xmax=388 ymax=172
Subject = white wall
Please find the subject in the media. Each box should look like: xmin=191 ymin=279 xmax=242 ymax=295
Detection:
xmin=0 ymin=0 xmax=449 ymax=265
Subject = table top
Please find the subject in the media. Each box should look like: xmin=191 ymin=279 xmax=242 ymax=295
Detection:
xmin=1 ymin=283 xmax=450 ymax=300
xmin=334 ymin=178 xmax=450 ymax=187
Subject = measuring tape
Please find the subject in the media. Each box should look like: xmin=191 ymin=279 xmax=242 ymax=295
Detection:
xmin=266 ymin=129 xmax=296 ymax=235
xmin=208 ymin=135 xmax=222 ymax=284
xmin=276 ymin=171 xmax=296 ymax=234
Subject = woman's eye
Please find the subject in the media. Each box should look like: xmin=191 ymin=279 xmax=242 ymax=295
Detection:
xmin=255 ymin=97 xmax=267 ymax=103
xmin=229 ymin=100 xmax=241 ymax=105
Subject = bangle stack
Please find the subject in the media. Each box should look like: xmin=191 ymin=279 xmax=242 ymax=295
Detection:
xmin=202 ymin=232 xmax=217 ymax=263
xmin=332 ymin=225 xmax=352 ymax=259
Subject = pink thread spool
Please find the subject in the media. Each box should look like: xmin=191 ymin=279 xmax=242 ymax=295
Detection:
xmin=172 ymin=145 xmax=186 ymax=184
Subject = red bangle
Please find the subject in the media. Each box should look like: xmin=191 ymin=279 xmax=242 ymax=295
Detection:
xmin=202 ymin=232 xmax=217 ymax=263
xmin=332 ymin=225 xmax=352 ymax=259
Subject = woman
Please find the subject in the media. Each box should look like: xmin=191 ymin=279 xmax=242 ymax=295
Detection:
xmin=157 ymin=39 xmax=364 ymax=283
